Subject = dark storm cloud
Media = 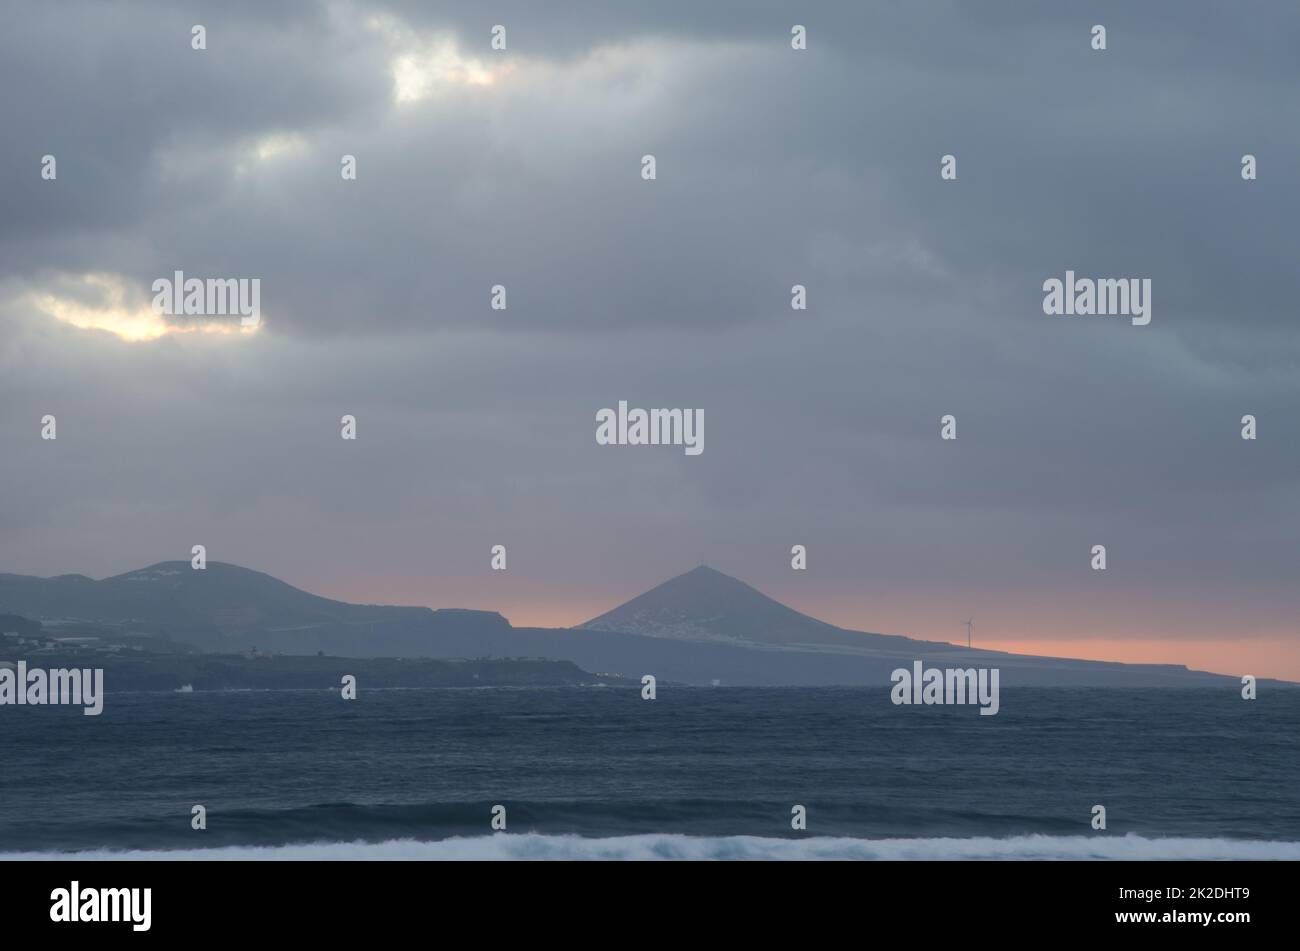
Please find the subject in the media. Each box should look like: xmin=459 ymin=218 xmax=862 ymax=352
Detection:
xmin=0 ymin=1 xmax=1296 ymax=654
xmin=4 ymin=1 xmax=1297 ymax=339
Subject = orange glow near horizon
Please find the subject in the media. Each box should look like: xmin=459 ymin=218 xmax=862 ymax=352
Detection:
xmin=318 ymin=574 xmax=1299 ymax=682
xmin=499 ymin=601 xmax=1300 ymax=681
xmin=775 ymin=589 xmax=1300 ymax=682
xmin=946 ymin=638 xmax=1300 ymax=682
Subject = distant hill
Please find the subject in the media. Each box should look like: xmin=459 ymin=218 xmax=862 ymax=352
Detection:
xmin=0 ymin=561 xmax=1286 ymax=687
xmin=0 ymin=562 xmax=507 ymax=652
xmin=561 ymin=565 xmax=1289 ymax=686
xmin=580 ymin=565 xmax=938 ymax=650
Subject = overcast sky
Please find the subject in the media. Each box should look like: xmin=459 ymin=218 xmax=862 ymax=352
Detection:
xmin=1 ymin=1 xmax=1297 ymax=677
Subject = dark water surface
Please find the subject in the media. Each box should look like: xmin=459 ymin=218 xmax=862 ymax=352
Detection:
xmin=1 ymin=686 xmax=1296 ymax=853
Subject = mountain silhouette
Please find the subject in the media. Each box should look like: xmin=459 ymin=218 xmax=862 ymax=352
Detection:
xmin=580 ymin=565 xmax=933 ymax=650
xmin=0 ymin=560 xmax=1277 ymax=686
xmin=0 ymin=561 xmax=505 ymax=651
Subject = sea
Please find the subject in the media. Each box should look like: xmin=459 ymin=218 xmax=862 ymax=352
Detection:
xmin=1 ymin=686 xmax=1297 ymax=860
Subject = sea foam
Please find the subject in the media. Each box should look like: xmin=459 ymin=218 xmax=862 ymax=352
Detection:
xmin=4 ymin=833 xmax=1300 ymax=861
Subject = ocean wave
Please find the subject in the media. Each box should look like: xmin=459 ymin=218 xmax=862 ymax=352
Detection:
xmin=5 ymin=833 xmax=1300 ymax=861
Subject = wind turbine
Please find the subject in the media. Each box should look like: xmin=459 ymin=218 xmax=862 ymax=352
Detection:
xmin=963 ymin=618 xmax=974 ymax=649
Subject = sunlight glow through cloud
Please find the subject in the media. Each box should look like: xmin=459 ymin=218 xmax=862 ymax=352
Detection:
xmin=27 ymin=273 xmax=258 ymax=342
xmin=366 ymin=15 xmax=515 ymax=103
xmin=254 ymin=132 xmax=308 ymax=161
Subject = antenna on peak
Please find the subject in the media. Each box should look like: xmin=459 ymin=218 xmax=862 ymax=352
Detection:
xmin=963 ymin=618 xmax=974 ymax=649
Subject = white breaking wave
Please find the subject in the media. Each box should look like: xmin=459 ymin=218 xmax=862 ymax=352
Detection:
xmin=4 ymin=833 xmax=1300 ymax=861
